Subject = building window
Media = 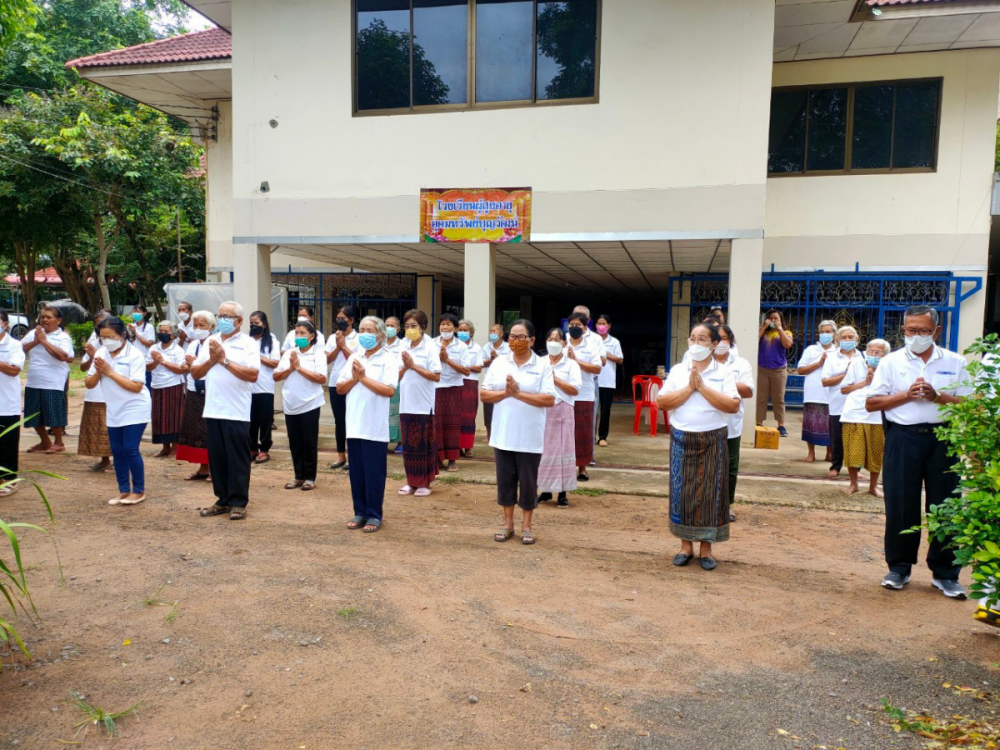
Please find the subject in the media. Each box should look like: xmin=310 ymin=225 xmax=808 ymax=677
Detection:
xmin=354 ymin=0 xmax=599 ymax=114
xmin=767 ymin=79 xmax=941 ymax=175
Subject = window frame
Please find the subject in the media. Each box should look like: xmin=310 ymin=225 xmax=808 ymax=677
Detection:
xmin=352 ymin=0 xmax=602 ymax=117
xmin=767 ymin=77 xmax=943 ymax=178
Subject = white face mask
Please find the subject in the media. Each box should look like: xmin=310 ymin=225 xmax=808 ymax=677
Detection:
xmin=688 ymin=343 xmax=712 ymax=362
xmin=103 ymin=337 xmax=123 ymax=352
xmin=440 ymin=330 xmax=454 ymax=341
xmin=715 ymin=342 xmax=731 ymax=356
xmin=905 ymin=334 xmax=934 ymax=355
xmin=546 ymin=341 xmax=564 ymax=357
xmin=297 ymin=316 xmax=309 ymax=324
xmin=178 ymin=312 xmax=190 ymax=322
xmin=192 ymin=328 xmax=211 ymax=341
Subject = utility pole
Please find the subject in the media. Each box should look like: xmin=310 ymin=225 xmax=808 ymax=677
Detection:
xmin=176 ymin=208 xmax=183 ymax=283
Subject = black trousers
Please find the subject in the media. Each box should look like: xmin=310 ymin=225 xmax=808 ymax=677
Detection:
xmin=598 ymin=387 xmax=615 ymax=441
xmin=206 ymin=418 xmax=252 ymax=508
xmin=828 ymin=414 xmax=844 ymax=473
xmin=0 ymin=414 xmax=19 ymax=480
xmin=882 ymin=421 xmax=961 ymax=579
xmin=495 ymin=448 xmax=542 ymax=511
xmin=286 ymin=408 xmax=320 ymax=481
xmin=347 ymin=438 xmax=387 ymax=521
xmin=249 ymin=392 xmax=274 ymax=454
xmin=329 ymin=387 xmax=347 ymax=454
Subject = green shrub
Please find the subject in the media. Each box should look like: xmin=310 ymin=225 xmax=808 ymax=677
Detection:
xmin=66 ymin=322 xmax=94 ymax=351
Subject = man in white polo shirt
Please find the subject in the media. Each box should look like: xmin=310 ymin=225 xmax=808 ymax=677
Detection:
xmin=572 ymin=305 xmax=605 ymax=456
xmin=867 ymin=305 xmax=972 ymax=598
xmin=190 ymin=300 xmax=261 ymax=520
xmin=176 ymin=300 xmax=194 ymax=346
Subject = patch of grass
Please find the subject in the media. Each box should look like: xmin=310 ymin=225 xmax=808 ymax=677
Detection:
xmin=336 ymin=607 xmax=359 ymax=621
xmin=164 ymin=603 xmax=180 ymax=624
xmin=438 ymin=474 xmax=461 ymax=485
xmin=881 ymin=696 xmax=1000 ymax=745
xmin=571 ymin=487 xmax=607 ymax=497
xmin=389 ymin=473 xmax=406 ymax=482
xmin=70 ymin=691 xmax=143 ymax=739
xmin=138 ymin=585 xmax=166 ymax=608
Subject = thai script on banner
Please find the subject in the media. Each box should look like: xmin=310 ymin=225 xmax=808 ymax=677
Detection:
xmin=420 ymin=188 xmax=532 ymax=244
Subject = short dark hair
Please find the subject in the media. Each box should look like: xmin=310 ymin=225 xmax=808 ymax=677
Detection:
xmin=439 ymin=312 xmax=459 ymax=328
xmin=510 ymin=318 xmax=535 ymax=338
xmin=40 ymin=303 xmax=63 ymax=320
xmin=337 ymin=305 xmax=357 ymax=321
xmin=691 ymin=322 xmax=721 ymax=343
xmin=568 ymin=312 xmax=589 ymax=325
xmin=546 ymin=326 xmax=566 ymax=342
xmin=403 ymin=308 xmax=429 ymax=330
xmin=294 ymin=320 xmax=317 ymax=338
xmin=719 ymin=324 xmax=736 ymax=345
xmin=299 ymin=305 xmax=315 ymax=317
xmin=385 ymin=315 xmax=401 ymax=327
xmin=596 ymin=313 xmax=612 ymax=325
xmin=178 ymin=300 xmax=192 ymax=311
xmin=98 ymin=317 xmax=127 ymax=337
xmin=702 ymin=314 xmax=722 ymax=326
xmin=904 ymin=305 xmax=939 ymax=326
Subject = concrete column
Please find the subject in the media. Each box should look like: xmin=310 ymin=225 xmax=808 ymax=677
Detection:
xmin=465 ymin=243 xmax=496 ymax=431
xmin=234 ymin=243 xmax=272 ymax=323
xmin=416 ymin=275 xmax=438 ymax=322
xmin=728 ymin=238 xmax=763 ymax=443
xmin=205 ymin=100 xmax=234 ymax=279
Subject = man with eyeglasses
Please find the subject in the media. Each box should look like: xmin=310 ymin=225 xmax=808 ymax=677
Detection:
xmin=866 ymin=304 xmax=972 ymax=598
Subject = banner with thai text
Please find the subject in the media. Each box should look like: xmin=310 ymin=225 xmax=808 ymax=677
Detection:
xmin=420 ymin=188 xmax=532 ymax=244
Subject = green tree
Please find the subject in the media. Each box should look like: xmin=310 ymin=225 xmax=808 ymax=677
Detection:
xmin=536 ymin=0 xmax=597 ymax=101
xmin=0 ymin=0 xmax=38 ymax=52
xmin=356 ymin=18 xmax=448 ymax=110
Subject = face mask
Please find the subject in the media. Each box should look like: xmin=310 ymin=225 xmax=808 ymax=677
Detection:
xmin=840 ymin=340 xmax=856 ymax=352
xmin=385 ymin=327 xmax=397 ymax=339
xmin=103 ymin=337 xmax=123 ymax=352
xmin=688 ymin=343 xmax=712 ymax=362
xmin=568 ymin=325 xmax=584 ymax=340
xmin=132 ymin=313 xmax=144 ymax=323
xmin=192 ymin=328 xmax=211 ymax=341
xmin=297 ymin=316 xmax=310 ymax=324
xmin=546 ymin=341 xmax=564 ymax=357
xmin=906 ymin=335 xmax=934 ymax=355
xmin=489 ymin=333 xmax=500 ymax=343
xmin=157 ymin=333 xmax=172 ymax=345
xmin=510 ymin=339 xmax=530 ymax=355
xmin=249 ymin=324 xmax=263 ymax=337
xmin=217 ymin=318 xmax=236 ymax=335
xmin=715 ymin=342 xmax=731 ymax=356
xmin=866 ymin=355 xmax=882 ymax=368
xmin=178 ymin=312 xmax=190 ymax=322
xmin=336 ymin=319 xmax=349 ymax=332
xmin=405 ymin=329 xmax=422 ymax=342
xmin=440 ymin=330 xmax=454 ymax=341
xmin=457 ymin=331 xmax=471 ymax=343
xmin=358 ymin=332 xmax=378 ymax=351
xmin=596 ymin=325 xmax=609 ymax=335
xmin=295 ymin=336 xmax=311 ymax=350
xmin=818 ymin=333 xmax=834 ymax=345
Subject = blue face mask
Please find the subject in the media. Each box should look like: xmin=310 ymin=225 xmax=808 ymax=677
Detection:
xmin=217 ymin=317 xmax=235 ymax=335
xmin=385 ymin=327 xmax=397 ymax=339
xmin=818 ymin=333 xmax=834 ymax=345
xmin=457 ymin=331 xmax=471 ymax=342
xmin=866 ymin=355 xmax=882 ymax=368
xmin=489 ymin=333 xmax=499 ymax=343
xmin=132 ymin=313 xmax=144 ymax=323
xmin=358 ymin=332 xmax=378 ymax=351
xmin=840 ymin=340 xmax=856 ymax=351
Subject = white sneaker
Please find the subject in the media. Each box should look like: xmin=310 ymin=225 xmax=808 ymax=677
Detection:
xmin=932 ymin=578 xmax=967 ymax=599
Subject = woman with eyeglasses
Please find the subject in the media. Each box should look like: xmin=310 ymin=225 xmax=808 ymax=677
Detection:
xmin=537 ymin=327 xmax=582 ymax=508
xmin=78 ymin=309 xmax=115 ymax=472
xmin=658 ymin=323 xmax=740 ymax=571
xmin=248 ymin=311 xmax=280 ymax=464
xmin=384 ymin=316 xmax=403 ymax=454
xmin=337 ymin=316 xmax=399 ymax=533
xmin=481 ymin=319 xmax=556 ymax=545
xmin=0 ymin=310 xmax=25 ymax=496
xmin=821 ymin=325 xmax=860 ymax=479
xmin=839 ymin=338 xmax=889 ymax=497
xmin=86 ymin=317 xmax=151 ymax=506
xmin=457 ymin=319 xmax=484 ymax=458
xmin=796 ymin=319 xmax=837 ymax=463
xmin=481 ymin=323 xmax=508 ymax=444
xmin=147 ymin=321 xmax=187 ymax=459
xmin=176 ymin=310 xmax=215 ymax=483
xmin=434 ymin=313 xmax=471 ymax=472
xmin=21 ymin=304 xmax=74 ymax=454
xmin=756 ymin=309 xmax=794 ymax=437
xmin=325 ymin=305 xmax=359 ymax=470
xmin=397 ymin=309 xmax=442 ymax=497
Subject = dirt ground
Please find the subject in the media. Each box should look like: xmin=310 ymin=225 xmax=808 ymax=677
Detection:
xmin=1 ymin=392 xmax=998 ymax=749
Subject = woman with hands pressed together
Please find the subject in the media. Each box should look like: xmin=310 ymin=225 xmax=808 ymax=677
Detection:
xmin=176 ymin=311 xmax=214 ymax=482
xmin=397 ymin=309 xmax=442 ymax=497
xmin=21 ymin=304 xmax=74 ymax=454
xmin=565 ymin=312 xmax=604 ymax=481
xmin=147 ymin=321 xmax=187 ymax=458
xmin=78 ymin=309 xmax=114 ymax=472
xmin=325 ymin=305 xmax=359 ymax=470
xmin=796 ymin=319 xmax=837 ymax=463
xmin=821 ymin=325 xmax=860 ymax=479
xmin=434 ymin=313 xmax=471 ymax=472
xmin=839 ymin=338 xmax=889 ymax=497
xmin=537 ymin=327 xmax=582 ymax=508
xmin=274 ymin=321 xmax=328 ymax=491
xmin=0 ymin=310 xmax=25 ymax=495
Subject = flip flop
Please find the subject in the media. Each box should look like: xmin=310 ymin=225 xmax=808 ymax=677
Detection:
xmin=301 ymin=481 xmax=316 ymax=491
xmin=347 ymin=515 xmax=367 ymax=530
xmin=362 ymin=519 xmax=382 ymax=533
xmin=255 ymin=453 xmax=270 ymax=464
xmin=414 ymin=488 xmax=431 ymax=497
xmin=284 ymin=480 xmax=304 ymax=490
xmin=184 ymin=472 xmax=210 ymax=481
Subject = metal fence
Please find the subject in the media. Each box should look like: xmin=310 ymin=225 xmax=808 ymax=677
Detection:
xmin=270 ymin=272 xmax=418 ymax=333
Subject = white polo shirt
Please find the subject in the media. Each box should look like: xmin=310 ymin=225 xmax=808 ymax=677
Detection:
xmin=185 ymin=339 xmax=205 ymax=393
xmin=821 ymin=349 xmax=860 ymax=416
xmin=336 ymin=347 xmax=399 ymax=443
xmin=482 ymin=352 xmax=557 ymax=454
xmin=398 ymin=334 xmax=443 ymax=415
xmin=662 ymin=357 xmax=739 ymax=433
xmin=798 ymin=343 xmax=836 ymax=404
xmin=23 ymin=328 xmax=74 ymax=391
xmin=840 ymin=357 xmax=881 ymax=426
xmin=0 ymin=333 xmax=25 ymax=417
xmin=567 ymin=334 xmax=603 ymax=402
xmin=274 ymin=344 xmax=327 ymax=415
xmin=88 ymin=342 xmax=152 ymax=428
xmin=463 ymin=341 xmax=484 ymax=383
xmin=325 ymin=330 xmax=358 ymax=386
xmin=250 ymin=333 xmax=281 ymax=396
xmin=598 ymin=334 xmax=622 ymax=389
xmin=83 ymin=332 xmax=105 ymax=405
xmin=194 ymin=332 xmax=262 ymax=422
xmin=178 ymin=318 xmax=194 ymax=344
xmin=282 ymin=328 xmax=325 ymax=352
xmin=548 ymin=353 xmax=582 ymax=406
xmin=433 ymin=336 xmax=469 ymax=389
xmin=129 ymin=321 xmax=155 ymax=357
xmin=723 ymin=354 xmax=755 ymax=439
xmin=868 ymin=344 xmax=972 ymax=425
xmin=385 ymin=338 xmax=402 ymax=356
xmin=148 ymin=341 xmax=187 ymax=389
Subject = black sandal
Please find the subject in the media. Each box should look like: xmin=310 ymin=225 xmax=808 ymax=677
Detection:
xmin=185 ymin=472 xmax=210 ymax=481
xmin=199 ymin=504 xmax=228 ymax=517
xmin=577 ymin=472 xmax=589 ymax=482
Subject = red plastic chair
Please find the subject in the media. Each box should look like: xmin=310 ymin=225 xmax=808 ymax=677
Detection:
xmin=632 ymin=375 xmax=669 ymax=436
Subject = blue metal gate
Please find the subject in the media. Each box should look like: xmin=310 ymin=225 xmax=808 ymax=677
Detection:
xmin=270 ymin=272 xmax=417 ymax=333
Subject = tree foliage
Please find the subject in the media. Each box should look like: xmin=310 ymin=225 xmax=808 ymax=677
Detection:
xmin=536 ymin=0 xmax=597 ymax=101
xmin=0 ymin=0 xmax=38 ymax=53
xmin=356 ymin=18 xmax=448 ymax=110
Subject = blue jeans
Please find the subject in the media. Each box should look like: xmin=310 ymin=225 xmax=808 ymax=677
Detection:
xmin=108 ymin=423 xmax=146 ymax=494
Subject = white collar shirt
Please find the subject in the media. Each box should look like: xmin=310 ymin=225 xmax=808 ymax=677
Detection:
xmin=185 ymin=339 xmax=206 ymax=393
xmin=88 ymin=342 xmax=151 ymax=428
xmin=868 ymin=345 xmax=971 ymax=425
xmin=663 ymin=357 xmax=739 ymax=433
xmin=148 ymin=340 xmax=187 ymax=389
xmin=274 ymin=344 xmax=327 ymax=415
xmin=598 ymin=334 xmax=623 ymax=388
xmin=178 ymin=319 xmax=194 ymax=343
xmin=0 ymin=333 xmax=25 ymax=417
xmin=721 ymin=354 xmax=755 ymax=439
xmin=250 ymin=333 xmax=281 ymax=395
xmin=398 ymin=334 xmax=443 ymax=415
xmin=463 ymin=341 xmax=484 ymax=381
xmin=821 ymin=349 xmax=861 ymax=416
xmin=567 ymin=334 xmax=603 ymax=402
xmin=548 ymin=353 xmax=583 ymax=406
xmin=336 ymin=347 xmax=399 ymax=442
xmin=23 ymin=327 xmax=74 ymax=390
xmin=130 ymin=321 xmax=156 ymax=356
xmin=798 ymin=343 xmax=836 ymax=404
xmin=194 ymin=332 xmax=262 ymax=422
xmin=385 ymin=338 xmax=402 ymax=355
xmin=324 ymin=330 xmax=359 ymax=385
xmin=433 ymin=335 xmax=469 ymax=389
xmin=840 ymin=357 xmax=881 ymax=425
xmin=83 ymin=332 xmax=105 ymax=404
xmin=282 ymin=328 xmax=325 ymax=352
xmin=482 ymin=352 xmax=557 ymax=454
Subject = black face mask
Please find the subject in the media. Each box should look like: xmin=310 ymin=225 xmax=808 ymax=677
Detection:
xmin=568 ymin=325 xmax=584 ymax=339
xmin=249 ymin=324 xmax=263 ymax=336
xmin=336 ymin=319 xmax=349 ymax=332
xmin=157 ymin=333 xmax=172 ymax=344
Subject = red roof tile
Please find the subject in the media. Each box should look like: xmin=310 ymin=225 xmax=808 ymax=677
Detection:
xmin=867 ymin=0 xmax=965 ymax=5
xmin=66 ymin=28 xmax=231 ymax=70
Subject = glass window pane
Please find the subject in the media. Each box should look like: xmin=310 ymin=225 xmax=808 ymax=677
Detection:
xmin=413 ymin=0 xmax=468 ymax=106
xmin=535 ymin=0 xmax=597 ymax=101
xmin=767 ymin=90 xmax=806 ymax=174
xmin=476 ymin=0 xmax=533 ymax=103
xmin=356 ymin=0 xmax=411 ymax=111
xmin=806 ymin=87 xmax=847 ymax=171
xmin=892 ymin=80 xmax=939 ymax=169
xmin=851 ymin=84 xmax=893 ymax=170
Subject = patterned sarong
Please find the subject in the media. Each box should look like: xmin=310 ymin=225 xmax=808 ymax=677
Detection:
xmin=802 ymin=402 xmax=831 ymax=447
xmin=434 ymin=386 xmax=463 ymax=462
xmin=460 ymin=379 xmax=478 ymax=450
xmin=573 ymin=400 xmax=595 ymax=467
xmin=401 ymin=413 xmax=438 ymax=488
xmin=669 ymin=426 xmax=730 ymax=543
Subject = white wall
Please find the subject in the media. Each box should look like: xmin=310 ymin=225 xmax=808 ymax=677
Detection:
xmin=231 ymin=0 xmax=775 ymax=240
